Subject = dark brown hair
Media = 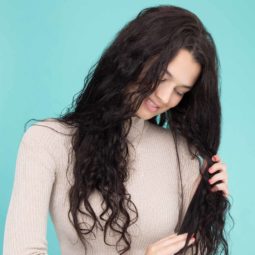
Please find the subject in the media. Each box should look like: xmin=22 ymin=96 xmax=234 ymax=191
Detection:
xmin=27 ymin=4 xmax=232 ymax=254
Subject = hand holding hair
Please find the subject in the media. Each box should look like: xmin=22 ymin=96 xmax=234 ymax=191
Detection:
xmin=145 ymin=233 xmax=196 ymax=255
xmin=208 ymin=154 xmax=229 ymax=198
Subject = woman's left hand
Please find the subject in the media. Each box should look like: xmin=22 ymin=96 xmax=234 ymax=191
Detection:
xmin=208 ymin=154 xmax=229 ymax=198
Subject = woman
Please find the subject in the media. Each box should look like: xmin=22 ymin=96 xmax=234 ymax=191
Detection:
xmin=3 ymin=5 xmax=230 ymax=255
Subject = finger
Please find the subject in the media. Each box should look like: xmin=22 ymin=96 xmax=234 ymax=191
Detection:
xmin=152 ymin=233 xmax=188 ymax=254
xmin=158 ymin=233 xmax=188 ymax=245
xmin=210 ymin=183 xmax=227 ymax=192
xmin=172 ymin=235 xmax=195 ymax=246
xmin=208 ymin=172 xmax=227 ymax=185
xmin=153 ymin=233 xmax=183 ymax=246
xmin=211 ymin=183 xmax=229 ymax=197
xmin=156 ymin=233 xmax=178 ymax=243
xmin=211 ymin=186 xmax=229 ymax=198
xmin=161 ymin=233 xmax=195 ymax=250
xmin=164 ymin=236 xmax=195 ymax=254
xmin=208 ymin=162 xmax=227 ymax=174
xmin=212 ymin=154 xmax=221 ymax=162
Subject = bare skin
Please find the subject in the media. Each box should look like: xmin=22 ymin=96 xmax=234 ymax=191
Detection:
xmin=145 ymin=233 xmax=196 ymax=255
xmin=136 ymin=48 xmax=201 ymax=121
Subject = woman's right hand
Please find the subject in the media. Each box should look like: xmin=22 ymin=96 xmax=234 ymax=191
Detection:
xmin=145 ymin=233 xmax=195 ymax=255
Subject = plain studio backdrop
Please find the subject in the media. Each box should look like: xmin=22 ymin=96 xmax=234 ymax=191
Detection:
xmin=0 ymin=0 xmax=254 ymax=254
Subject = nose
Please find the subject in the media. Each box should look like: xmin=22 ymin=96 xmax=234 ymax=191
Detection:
xmin=154 ymin=82 xmax=173 ymax=105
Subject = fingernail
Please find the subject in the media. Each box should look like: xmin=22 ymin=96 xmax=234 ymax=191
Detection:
xmin=189 ymin=237 xmax=196 ymax=243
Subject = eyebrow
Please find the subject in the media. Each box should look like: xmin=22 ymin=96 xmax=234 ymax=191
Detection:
xmin=165 ymin=69 xmax=193 ymax=89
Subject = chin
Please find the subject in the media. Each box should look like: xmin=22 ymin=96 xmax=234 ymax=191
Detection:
xmin=135 ymin=109 xmax=158 ymax=120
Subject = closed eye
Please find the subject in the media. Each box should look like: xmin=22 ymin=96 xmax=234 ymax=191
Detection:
xmin=175 ymin=90 xmax=184 ymax=96
xmin=159 ymin=79 xmax=186 ymax=97
xmin=174 ymin=88 xmax=186 ymax=96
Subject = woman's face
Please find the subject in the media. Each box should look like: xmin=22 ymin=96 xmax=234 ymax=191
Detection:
xmin=136 ymin=49 xmax=201 ymax=120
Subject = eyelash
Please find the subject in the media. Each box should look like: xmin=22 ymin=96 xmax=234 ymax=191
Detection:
xmin=176 ymin=91 xmax=184 ymax=96
xmin=159 ymin=79 xmax=184 ymax=97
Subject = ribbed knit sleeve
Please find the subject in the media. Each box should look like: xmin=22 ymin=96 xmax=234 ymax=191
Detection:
xmin=3 ymin=124 xmax=58 ymax=255
xmin=177 ymin=135 xmax=202 ymax=255
xmin=175 ymin=135 xmax=201 ymax=224
xmin=3 ymin=117 xmax=206 ymax=255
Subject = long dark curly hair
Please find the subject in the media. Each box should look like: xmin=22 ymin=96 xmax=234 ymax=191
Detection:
xmin=26 ymin=5 xmax=233 ymax=255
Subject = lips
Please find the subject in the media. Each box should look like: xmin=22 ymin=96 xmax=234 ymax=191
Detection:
xmin=148 ymin=98 xmax=159 ymax=108
xmin=148 ymin=98 xmax=160 ymax=108
xmin=144 ymin=98 xmax=160 ymax=112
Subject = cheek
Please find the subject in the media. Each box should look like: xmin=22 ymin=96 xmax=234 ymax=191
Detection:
xmin=164 ymin=97 xmax=182 ymax=111
xmin=174 ymin=96 xmax=184 ymax=106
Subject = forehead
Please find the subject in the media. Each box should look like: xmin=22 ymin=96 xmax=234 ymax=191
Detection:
xmin=165 ymin=49 xmax=201 ymax=86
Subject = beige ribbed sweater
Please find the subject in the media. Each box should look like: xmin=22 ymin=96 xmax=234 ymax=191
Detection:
xmin=3 ymin=116 xmax=201 ymax=255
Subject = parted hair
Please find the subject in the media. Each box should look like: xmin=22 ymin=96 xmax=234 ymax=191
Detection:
xmin=27 ymin=5 xmax=232 ymax=254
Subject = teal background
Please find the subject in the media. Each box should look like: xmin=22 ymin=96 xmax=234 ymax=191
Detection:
xmin=1 ymin=0 xmax=254 ymax=254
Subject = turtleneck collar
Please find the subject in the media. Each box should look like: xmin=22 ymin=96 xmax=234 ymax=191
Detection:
xmin=126 ymin=115 xmax=145 ymax=148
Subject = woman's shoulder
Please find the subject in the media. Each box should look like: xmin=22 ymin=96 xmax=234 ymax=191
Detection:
xmin=24 ymin=118 xmax=75 ymax=137
xmin=26 ymin=118 xmax=75 ymax=135
xmin=20 ymin=118 xmax=75 ymax=157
